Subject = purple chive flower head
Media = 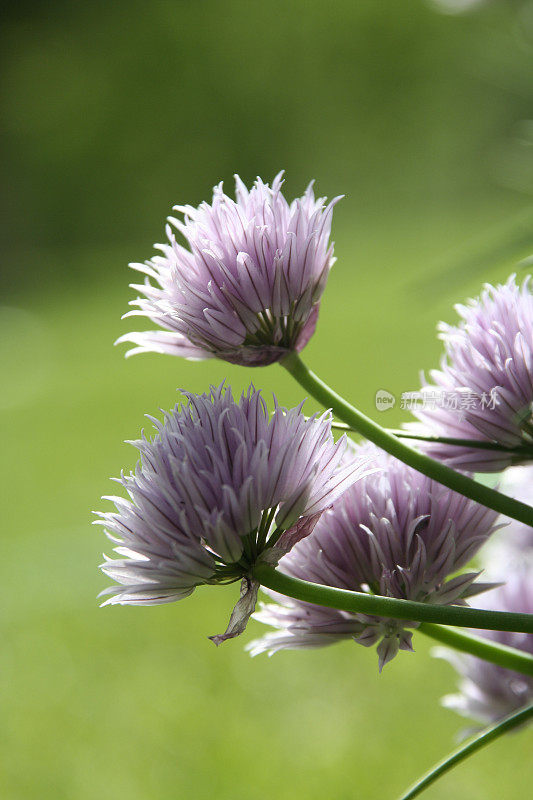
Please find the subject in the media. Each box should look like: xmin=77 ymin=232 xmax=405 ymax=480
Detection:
xmin=406 ymin=275 xmax=533 ymax=472
xmin=248 ymin=443 xmax=501 ymax=670
xmin=436 ymin=569 xmax=533 ymax=726
xmin=117 ymin=173 xmax=340 ymax=366
xmin=97 ymin=384 xmax=365 ymax=643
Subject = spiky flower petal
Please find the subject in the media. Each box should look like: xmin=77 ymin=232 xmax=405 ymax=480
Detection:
xmin=406 ymin=275 xmax=533 ymax=471
xmin=248 ymin=443 xmax=501 ymax=670
xmin=117 ymin=173 xmax=340 ymax=366
xmin=97 ymin=384 xmax=366 ymax=642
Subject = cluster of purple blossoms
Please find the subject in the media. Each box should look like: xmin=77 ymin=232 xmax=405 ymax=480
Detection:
xmin=249 ymin=443 xmax=501 ymax=670
xmin=97 ymin=384 xmax=368 ymax=642
xmin=117 ymin=173 xmax=339 ymax=366
xmin=104 ymin=171 xmax=532 ymax=716
xmin=406 ymin=275 xmax=533 ymax=472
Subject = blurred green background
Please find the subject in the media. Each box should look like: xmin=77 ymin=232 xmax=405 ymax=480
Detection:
xmin=2 ymin=1 xmax=533 ymax=798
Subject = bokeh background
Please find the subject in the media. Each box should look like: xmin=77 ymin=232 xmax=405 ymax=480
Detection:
xmin=2 ymin=1 xmax=533 ymax=798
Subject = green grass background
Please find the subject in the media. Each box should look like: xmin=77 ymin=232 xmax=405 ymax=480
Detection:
xmin=2 ymin=1 xmax=533 ymax=798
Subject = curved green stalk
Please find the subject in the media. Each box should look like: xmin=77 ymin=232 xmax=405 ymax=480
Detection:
xmin=418 ymin=623 xmax=533 ymax=675
xmin=280 ymin=353 xmax=533 ymax=527
xmin=252 ymin=564 xmax=533 ymax=646
xmin=398 ymin=703 xmax=533 ymax=800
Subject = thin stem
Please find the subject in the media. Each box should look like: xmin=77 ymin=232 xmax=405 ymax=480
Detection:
xmin=329 ymin=420 xmax=531 ymax=454
xmin=386 ymin=429 xmax=532 ymax=453
xmin=316 ymin=418 xmax=532 ymax=454
xmin=280 ymin=353 xmax=533 ymax=527
xmin=398 ymin=703 xmax=533 ymax=800
xmin=252 ymin=564 xmax=533 ymax=640
xmin=418 ymin=623 xmax=533 ymax=676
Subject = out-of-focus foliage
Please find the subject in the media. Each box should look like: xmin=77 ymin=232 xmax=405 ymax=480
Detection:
xmin=3 ymin=0 xmax=533 ymax=296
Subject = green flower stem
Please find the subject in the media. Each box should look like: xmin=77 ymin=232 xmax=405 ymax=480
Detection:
xmin=252 ymin=564 xmax=533 ymax=641
xmin=418 ymin=623 xmax=533 ymax=676
xmin=330 ymin=419 xmax=533 ymax=456
xmin=317 ymin=419 xmax=532 ymax=455
xmin=386 ymin=428 xmax=533 ymax=454
xmin=398 ymin=703 xmax=533 ymax=800
xmin=280 ymin=352 xmax=533 ymax=527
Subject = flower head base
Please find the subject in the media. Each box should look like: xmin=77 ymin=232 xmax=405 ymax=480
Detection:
xmin=248 ymin=443 xmax=501 ymax=670
xmin=118 ymin=173 xmax=340 ymax=366
xmin=97 ymin=384 xmax=365 ymax=643
xmin=406 ymin=275 xmax=533 ymax=472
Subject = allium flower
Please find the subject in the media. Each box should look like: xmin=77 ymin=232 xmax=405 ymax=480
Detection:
xmin=406 ymin=275 xmax=533 ymax=471
xmin=436 ymin=569 xmax=533 ymax=726
xmin=117 ymin=173 xmax=340 ymax=366
xmin=248 ymin=443 xmax=501 ymax=670
xmin=97 ymin=384 xmax=366 ymax=643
